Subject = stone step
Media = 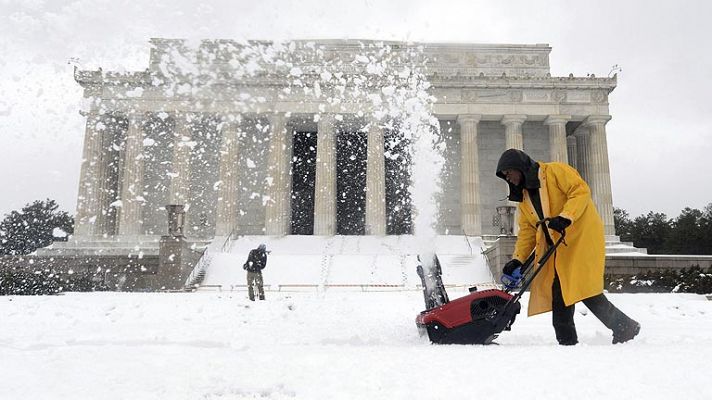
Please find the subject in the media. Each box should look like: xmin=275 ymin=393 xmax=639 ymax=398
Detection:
xmin=481 ymin=235 xmax=648 ymax=255
xmin=442 ymin=255 xmax=478 ymax=268
xmin=605 ymin=247 xmax=648 ymax=254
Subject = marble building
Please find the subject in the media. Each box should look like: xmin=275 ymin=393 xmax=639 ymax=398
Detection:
xmin=69 ymin=39 xmax=617 ymax=246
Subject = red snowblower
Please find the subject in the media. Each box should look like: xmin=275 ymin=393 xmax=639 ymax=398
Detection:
xmin=416 ymin=219 xmax=565 ymax=345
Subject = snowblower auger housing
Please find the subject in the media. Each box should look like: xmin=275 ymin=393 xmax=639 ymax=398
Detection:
xmin=415 ymin=218 xmax=566 ymax=345
xmin=416 ymin=289 xmax=520 ymax=344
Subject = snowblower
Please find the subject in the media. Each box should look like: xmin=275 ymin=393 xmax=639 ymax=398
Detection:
xmin=415 ymin=219 xmax=566 ymax=345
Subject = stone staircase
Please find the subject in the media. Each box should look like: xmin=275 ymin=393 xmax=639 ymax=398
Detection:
xmin=605 ymin=236 xmax=647 ymax=254
xmin=191 ymin=235 xmax=495 ymax=291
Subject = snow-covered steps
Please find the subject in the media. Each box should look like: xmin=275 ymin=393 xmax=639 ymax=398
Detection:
xmin=195 ymin=235 xmax=495 ymax=291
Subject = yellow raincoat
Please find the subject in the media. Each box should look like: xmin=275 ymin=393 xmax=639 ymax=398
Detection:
xmin=511 ymin=162 xmax=605 ymax=316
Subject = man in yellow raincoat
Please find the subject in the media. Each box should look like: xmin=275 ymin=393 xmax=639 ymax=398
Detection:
xmin=496 ymin=149 xmax=640 ymax=345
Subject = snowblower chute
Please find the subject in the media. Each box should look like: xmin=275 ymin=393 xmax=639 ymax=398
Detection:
xmin=415 ymin=219 xmax=566 ymax=345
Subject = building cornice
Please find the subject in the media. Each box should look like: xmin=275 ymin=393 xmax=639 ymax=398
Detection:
xmin=74 ymin=67 xmax=616 ymax=92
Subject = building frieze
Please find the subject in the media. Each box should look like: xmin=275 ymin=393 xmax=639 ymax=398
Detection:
xmin=79 ymin=66 xmax=616 ymax=92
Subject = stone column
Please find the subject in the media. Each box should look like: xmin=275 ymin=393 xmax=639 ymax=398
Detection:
xmin=501 ymin=115 xmax=527 ymax=235
xmin=74 ymin=112 xmax=104 ymax=237
xmin=118 ymin=113 xmax=146 ymax=236
xmin=544 ymin=115 xmax=570 ymax=163
xmin=314 ymin=115 xmax=337 ymax=235
xmin=169 ymin=112 xmax=193 ymax=206
xmin=567 ymin=135 xmax=578 ymax=169
xmin=264 ymin=113 xmax=293 ymax=236
xmin=458 ymin=114 xmax=482 ymax=236
xmin=365 ymin=121 xmax=386 ymax=235
xmin=574 ymin=126 xmax=591 ymax=183
xmin=94 ymin=116 xmax=123 ymax=237
xmin=215 ymin=116 xmax=242 ymax=236
xmin=583 ymin=115 xmax=615 ymax=235
xmin=501 ymin=114 xmax=527 ymax=150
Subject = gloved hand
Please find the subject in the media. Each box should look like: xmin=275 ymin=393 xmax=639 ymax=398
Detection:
xmin=502 ymin=259 xmax=522 ymax=276
xmin=501 ymin=259 xmax=524 ymax=290
xmin=547 ymin=216 xmax=571 ymax=233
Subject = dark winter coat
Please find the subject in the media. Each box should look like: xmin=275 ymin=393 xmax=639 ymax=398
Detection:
xmin=243 ymin=249 xmax=267 ymax=272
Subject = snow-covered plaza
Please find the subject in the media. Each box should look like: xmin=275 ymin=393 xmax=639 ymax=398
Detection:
xmin=2 ymin=290 xmax=710 ymax=399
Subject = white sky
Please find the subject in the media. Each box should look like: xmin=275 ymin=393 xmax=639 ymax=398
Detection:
xmin=1 ymin=0 xmax=710 ymax=219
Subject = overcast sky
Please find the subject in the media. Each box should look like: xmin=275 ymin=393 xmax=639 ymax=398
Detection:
xmin=0 ymin=0 xmax=710 ymax=220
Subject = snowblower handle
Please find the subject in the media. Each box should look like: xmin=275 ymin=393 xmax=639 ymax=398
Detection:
xmin=505 ymin=226 xmax=566 ymax=301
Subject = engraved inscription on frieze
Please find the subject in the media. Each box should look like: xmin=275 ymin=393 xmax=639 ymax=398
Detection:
xmin=465 ymin=54 xmax=478 ymax=66
xmin=475 ymin=89 xmax=509 ymax=102
xmin=523 ymin=91 xmax=550 ymax=102
xmin=566 ymin=90 xmax=590 ymax=103
xmin=552 ymin=89 xmax=566 ymax=104
xmin=509 ymin=90 xmax=523 ymax=102
xmin=461 ymin=89 xmax=478 ymax=102
xmin=521 ymin=55 xmax=536 ymax=65
xmin=442 ymin=53 xmax=461 ymax=64
xmin=592 ymin=90 xmax=608 ymax=103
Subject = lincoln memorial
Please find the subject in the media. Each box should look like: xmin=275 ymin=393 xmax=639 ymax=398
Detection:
xmin=67 ymin=39 xmax=617 ymax=248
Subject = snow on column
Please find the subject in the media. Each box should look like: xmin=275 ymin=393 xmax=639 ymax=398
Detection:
xmin=501 ymin=114 xmax=526 ymax=150
xmin=544 ymin=114 xmax=570 ymax=163
xmin=118 ymin=113 xmax=146 ymax=236
xmin=365 ymin=120 xmax=386 ymax=235
xmin=314 ymin=114 xmax=337 ymax=236
xmin=264 ymin=113 xmax=293 ymax=236
xmin=74 ymin=112 xmax=104 ymax=237
xmin=458 ymin=114 xmax=482 ymax=236
xmin=215 ymin=115 xmax=241 ymax=236
xmin=583 ymin=115 xmax=615 ymax=235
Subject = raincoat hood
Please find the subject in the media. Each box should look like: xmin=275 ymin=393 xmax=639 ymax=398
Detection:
xmin=495 ymin=149 xmax=541 ymax=202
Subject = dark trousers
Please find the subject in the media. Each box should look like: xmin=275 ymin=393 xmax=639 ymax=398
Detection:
xmin=247 ymin=271 xmax=265 ymax=301
xmin=552 ymin=271 xmax=634 ymax=345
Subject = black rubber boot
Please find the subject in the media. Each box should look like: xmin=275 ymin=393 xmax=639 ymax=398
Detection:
xmin=613 ymin=321 xmax=641 ymax=344
xmin=581 ymin=293 xmax=640 ymax=344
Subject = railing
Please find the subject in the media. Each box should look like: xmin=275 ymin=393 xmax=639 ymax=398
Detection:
xmin=463 ymin=234 xmax=473 ymax=255
xmin=184 ymin=226 xmax=238 ymax=290
xmin=183 ymin=252 xmax=212 ymax=290
xmin=194 ymin=282 xmax=501 ymax=293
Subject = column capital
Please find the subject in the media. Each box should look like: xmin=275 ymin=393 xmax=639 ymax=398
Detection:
xmin=317 ymin=113 xmax=336 ymax=126
xmin=582 ymin=115 xmax=612 ymax=127
xmin=543 ymin=114 xmax=571 ymax=126
xmin=457 ymin=114 xmax=482 ymax=125
xmin=217 ymin=112 xmax=242 ymax=124
xmin=267 ymin=112 xmax=288 ymax=125
xmin=127 ymin=111 xmax=146 ymax=124
xmin=500 ymin=114 xmax=527 ymax=126
xmin=267 ymin=113 xmax=288 ymax=138
xmin=219 ymin=114 xmax=243 ymax=135
xmin=172 ymin=111 xmax=205 ymax=130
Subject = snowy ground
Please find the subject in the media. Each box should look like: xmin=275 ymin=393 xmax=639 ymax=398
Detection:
xmin=2 ymin=290 xmax=711 ymax=399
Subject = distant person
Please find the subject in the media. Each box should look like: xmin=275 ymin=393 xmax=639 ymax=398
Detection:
xmin=243 ymin=243 xmax=269 ymax=301
xmin=496 ymin=148 xmax=640 ymax=345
